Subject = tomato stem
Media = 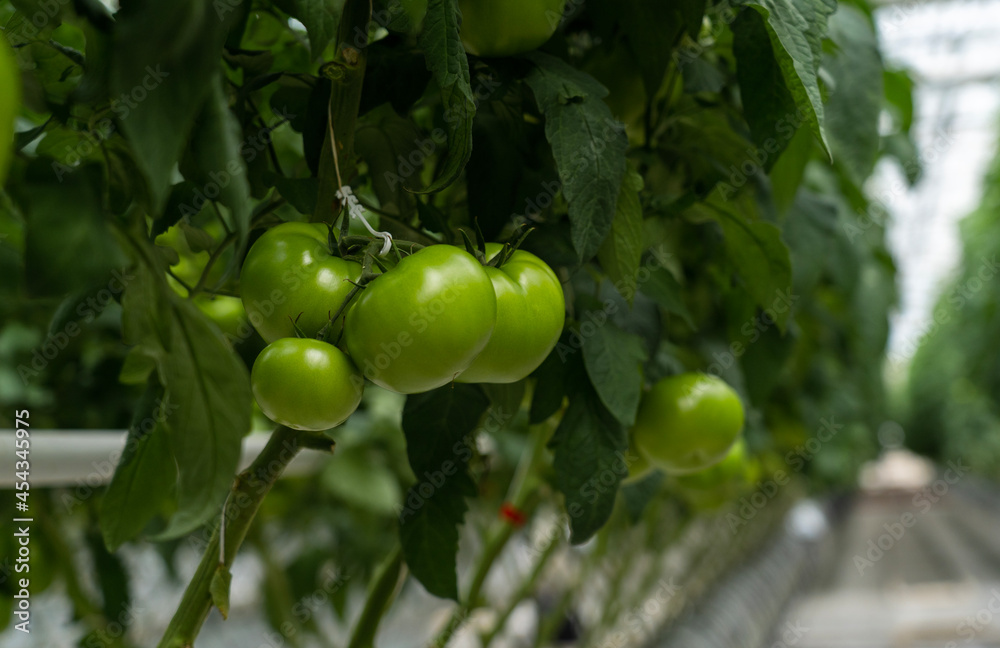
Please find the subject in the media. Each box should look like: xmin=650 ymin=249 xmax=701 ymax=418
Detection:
xmin=346 ymin=544 xmax=405 ymax=648
xmin=155 ymin=426 xmax=316 ymax=648
xmin=430 ymin=422 xmax=552 ymax=648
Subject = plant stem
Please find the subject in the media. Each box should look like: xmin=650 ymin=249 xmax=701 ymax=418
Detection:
xmin=347 ymin=544 xmax=405 ymax=648
xmin=156 ymin=426 xmax=307 ymax=648
xmin=479 ymin=529 xmax=563 ymax=648
xmin=312 ymin=0 xmax=370 ymax=223
xmin=430 ymin=422 xmax=552 ymax=648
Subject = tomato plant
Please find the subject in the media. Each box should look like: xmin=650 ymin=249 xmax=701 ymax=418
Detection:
xmin=0 ymin=0 xmax=909 ymax=644
xmin=252 ymin=338 xmax=363 ymax=431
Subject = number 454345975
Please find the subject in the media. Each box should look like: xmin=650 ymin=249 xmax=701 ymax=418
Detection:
xmin=15 ymin=409 xmax=29 ymax=494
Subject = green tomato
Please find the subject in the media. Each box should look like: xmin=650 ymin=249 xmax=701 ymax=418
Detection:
xmin=631 ymin=372 xmax=745 ymax=475
xmin=0 ymin=38 xmax=19 ymax=186
xmin=622 ymin=434 xmax=656 ymax=484
xmin=240 ymin=222 xmax=361 ymax=343
xmin=456 ymin=243 xmax=564 ymax=384
xmin=194 ymin=294 xmax=249 ymax=341
xmin=344 ymin=245 xmax=497 ymax=394
xmin=673 ymin=440 xmax=751 ymax=512
xmin=251 ymin=338 xmax=363 ymax=431
xmin=458 ymin=0 xmax=566 ymax=57
xmin=674 ymin=438 xmax=749 ymax=491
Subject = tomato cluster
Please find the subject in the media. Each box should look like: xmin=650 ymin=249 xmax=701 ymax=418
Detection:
xmin=241 ymin=223 xmax=565 ymax=431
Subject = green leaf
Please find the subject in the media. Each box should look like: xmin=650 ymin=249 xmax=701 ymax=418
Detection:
xmin=101 ymin=379 xmax=177 ymax=551
xmin=529 ymin=344 xmax=568 ymax=424
xmin=416 ymin=0 xmax=474 ymax=193
xmin=111 ymin=0 xmax=238 ymax=209
xmin=525 ymin=53 xmax=628 ymax=262
xmin=732 ymin=9 xmax=799 ymax=168
xmin=210 ymin=564 xmax=233 ymax=619
xmin=182 ymin=76 xmax=252 ymax=257
xmin=581 ymin=324 xmax=647 ymax=427
xmin=121 ymin=236 xmax=251 ymax=539
xmin=824 ymin=5 xmax=883 ymax=187
xmin=883 ymin=68 xmax=915 ymax=134
xmin=399 ymin=384 xmax=490 ymax=600
xmin=782 ymin=190 xmax=837 ymax=296
xmin=597 ymin=168 xmax=644 ymax=303
xmin=741 ymin=0 xmax=837 ymax=156
xmin=274 ymin=0 xmax=345 ymax=60
xmin=768 ymin=125 xmax=812 ymax=213
xmin=270 ymin=175 xmax=320 ymax=215
xmin=639 ymin=266 xmax=695 ymax=329
xmin=354 ymin=104 xmax=424 ymax=215
xmin=621 ymin=470 xmax=664 ymax=523
xmin=616 ymin=0 xmax=706 ymax=94
xmin=696 ymin=199 xmax=794 ymax=332
xmin=322 ymin=447 xmax=402 ymax=515
xmin=549 ymin=390 xmax=627 ymax=544
xmin=480 ymin=382 xmax=526 ymax=422
xmin=20 ymin=164 xmax=126 ymax=297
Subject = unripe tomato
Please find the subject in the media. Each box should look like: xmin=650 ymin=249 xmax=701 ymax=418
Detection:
xmin=344 ymin=245 xmax=497 ymax=394
xmin=251 ymin=338 xmax=363 ymax=431
xmin=456 ymin=243 xmax=564 ymax=384
xmin=674 ymin=439 xmax=751 ymax=512
xmin=240 ymin=222 xmax=362 ymax=343
xmin=674 ymin=438 xmax=749 ymax=491
xmin=194 ymin=294 xmax=250 ymax=342
xmin=622 ymin=434 xmax=656 ymax=484
xmin=0 ymin=38 xmax=19 ymax=186
xmin=631 ymin=373 xmax=745 ymax=475
xmin=458 ymin=0 xmax=566 ymax=57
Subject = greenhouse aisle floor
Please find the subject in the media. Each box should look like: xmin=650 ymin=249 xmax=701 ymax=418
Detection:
xmin=777 ymin=485 xmax=1000 ymax=648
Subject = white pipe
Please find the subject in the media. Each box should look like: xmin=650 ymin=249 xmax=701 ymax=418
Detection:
xmin=0 ymin=430 xmax=325 ymax=488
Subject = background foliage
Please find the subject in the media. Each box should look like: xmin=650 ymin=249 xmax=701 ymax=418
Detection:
xmin=0 ymin=0 xmax=912 ymax=644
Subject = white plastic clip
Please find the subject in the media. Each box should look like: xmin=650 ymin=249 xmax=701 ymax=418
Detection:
xmin=336 ymin=186 xmax=393 ymax=256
